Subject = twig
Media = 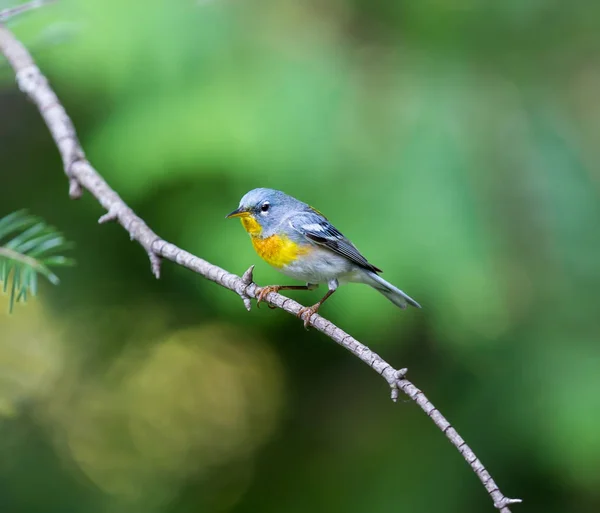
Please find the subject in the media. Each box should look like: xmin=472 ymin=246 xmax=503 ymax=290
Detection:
xmin=0 ymin=0 xmax=55 ymax=22
xmin=0 ymin=6 xmax=521 ymax=512
xmin=0 ymin=246 xmax=46 ymax=273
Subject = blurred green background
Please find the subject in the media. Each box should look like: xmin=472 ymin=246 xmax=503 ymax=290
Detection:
xmin=1 ymin=0 xmax=600 ymax=512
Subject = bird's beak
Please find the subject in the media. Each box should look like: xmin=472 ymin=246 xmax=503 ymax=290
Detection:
xmin=225 ymin=207 xmax=250 ymax=219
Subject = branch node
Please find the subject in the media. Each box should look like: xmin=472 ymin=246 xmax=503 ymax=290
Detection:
xmin=241 ymin=265 xmax=255 ymax=284
xmin=15 ymin=66 xmax=40 ymax=95
xmin=238 ymin=264 xmax=255 ymax=311
xmin=148 ymin=252 xmax=161 ymax=279
xmin=390 ymin=368 xmax=409 ymax=402
xmin=98 ymin=206 xmax=118 ymax=224
xmin=396 ymin=368 xmax=408 ymax=380
xmin=241 ymin=297 xmax=252 ymax=312
xmin=494 ymin=498 xmax=522 ymax=509
xmin=68 ymin=178 xmax=83 ymax=199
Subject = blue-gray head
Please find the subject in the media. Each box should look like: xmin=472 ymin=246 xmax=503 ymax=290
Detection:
xmin=226 ymin=188 xmax=307 ymax=236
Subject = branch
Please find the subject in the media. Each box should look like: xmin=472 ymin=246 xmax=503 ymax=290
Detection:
xmin=0 ymin=246 xmax=44 ymax=272
xmin=0 ymin=0 xmax=55 ymax=22
xmin=0 ymin=8 xmax=521 ymax=512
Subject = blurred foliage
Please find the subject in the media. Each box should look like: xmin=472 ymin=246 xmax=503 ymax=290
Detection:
xmin=0 ymin=210 xmax=74 ymax=312
xmin=1 ymin=0 xmax=600 ymax=512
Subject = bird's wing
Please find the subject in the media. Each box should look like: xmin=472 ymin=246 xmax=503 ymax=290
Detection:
xmin=288 ymin=211 xmax=382 ymax=273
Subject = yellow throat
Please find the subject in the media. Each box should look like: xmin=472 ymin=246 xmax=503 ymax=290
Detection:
xmin=240 ymin=216 xmax=262 ymax=235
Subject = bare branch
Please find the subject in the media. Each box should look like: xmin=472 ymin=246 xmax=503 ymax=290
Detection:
xmin=239 ymin=264 xmax=255 ymax=311
xmin=0 ymin=0 xmax=55 ymax=22
xmin=0 ymin=10 xmax=520 ymax=512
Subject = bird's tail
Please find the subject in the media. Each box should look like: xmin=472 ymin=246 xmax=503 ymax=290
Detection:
xmin=362 ymin=270 xmax=421 ymax=310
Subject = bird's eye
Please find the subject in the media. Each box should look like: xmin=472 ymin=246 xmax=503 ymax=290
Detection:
xmin=260 ymin=202 xmax=270 ymax=213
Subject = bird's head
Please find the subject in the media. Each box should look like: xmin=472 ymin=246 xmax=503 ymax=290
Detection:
xmin=226 ymin=188 xmax=302 ymax=236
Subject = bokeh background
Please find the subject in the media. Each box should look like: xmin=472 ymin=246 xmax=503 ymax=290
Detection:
xmin=1 ymin=1 xmax=600 ymax=512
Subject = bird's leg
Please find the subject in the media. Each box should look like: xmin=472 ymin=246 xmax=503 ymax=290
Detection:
xmin=257 ymin=283 xmax=318 ymax=309
xmin=298 ymin=279 xmax=338 ymax=329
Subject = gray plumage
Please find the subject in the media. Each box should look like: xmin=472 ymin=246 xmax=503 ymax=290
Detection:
xmin=233 ymin=188 xmax=421 ymax=310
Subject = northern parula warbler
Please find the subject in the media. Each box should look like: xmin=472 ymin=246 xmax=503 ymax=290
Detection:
xmin=227 ymin=188 xmax=420 ymax=327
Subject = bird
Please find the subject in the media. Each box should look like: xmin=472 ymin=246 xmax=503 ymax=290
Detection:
xmin=226 ymin=188 xmax=420 ymax=328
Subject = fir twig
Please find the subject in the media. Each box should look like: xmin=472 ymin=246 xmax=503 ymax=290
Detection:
xmin=0 ymin=209 xmax=74 ymax=311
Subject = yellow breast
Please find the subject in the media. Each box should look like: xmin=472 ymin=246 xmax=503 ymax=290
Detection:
xmin=238 ymin=216 xmax=308 ymax=268
xmin=251 ymin=234 xmax=309 ymax=268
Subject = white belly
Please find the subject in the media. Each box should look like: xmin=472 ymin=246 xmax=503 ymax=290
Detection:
xmin=279 ymin=246 xmax=355 ymax=284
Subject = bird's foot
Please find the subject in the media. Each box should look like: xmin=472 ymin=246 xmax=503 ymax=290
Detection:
xmin=256 ymin=285 xmax=281 ymax=309
xmin=297 ymin=304 xmax=320 ymax=330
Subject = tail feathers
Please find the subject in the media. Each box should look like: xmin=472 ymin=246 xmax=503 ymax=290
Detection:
xmin=363 ymin=271 xmax=421 ymax=310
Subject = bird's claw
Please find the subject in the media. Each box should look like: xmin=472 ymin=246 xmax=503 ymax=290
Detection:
xmin=256 ymin=286 xmax=280 ymax=309
xmin=297 ymin=305 xmax=319 ymax=330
